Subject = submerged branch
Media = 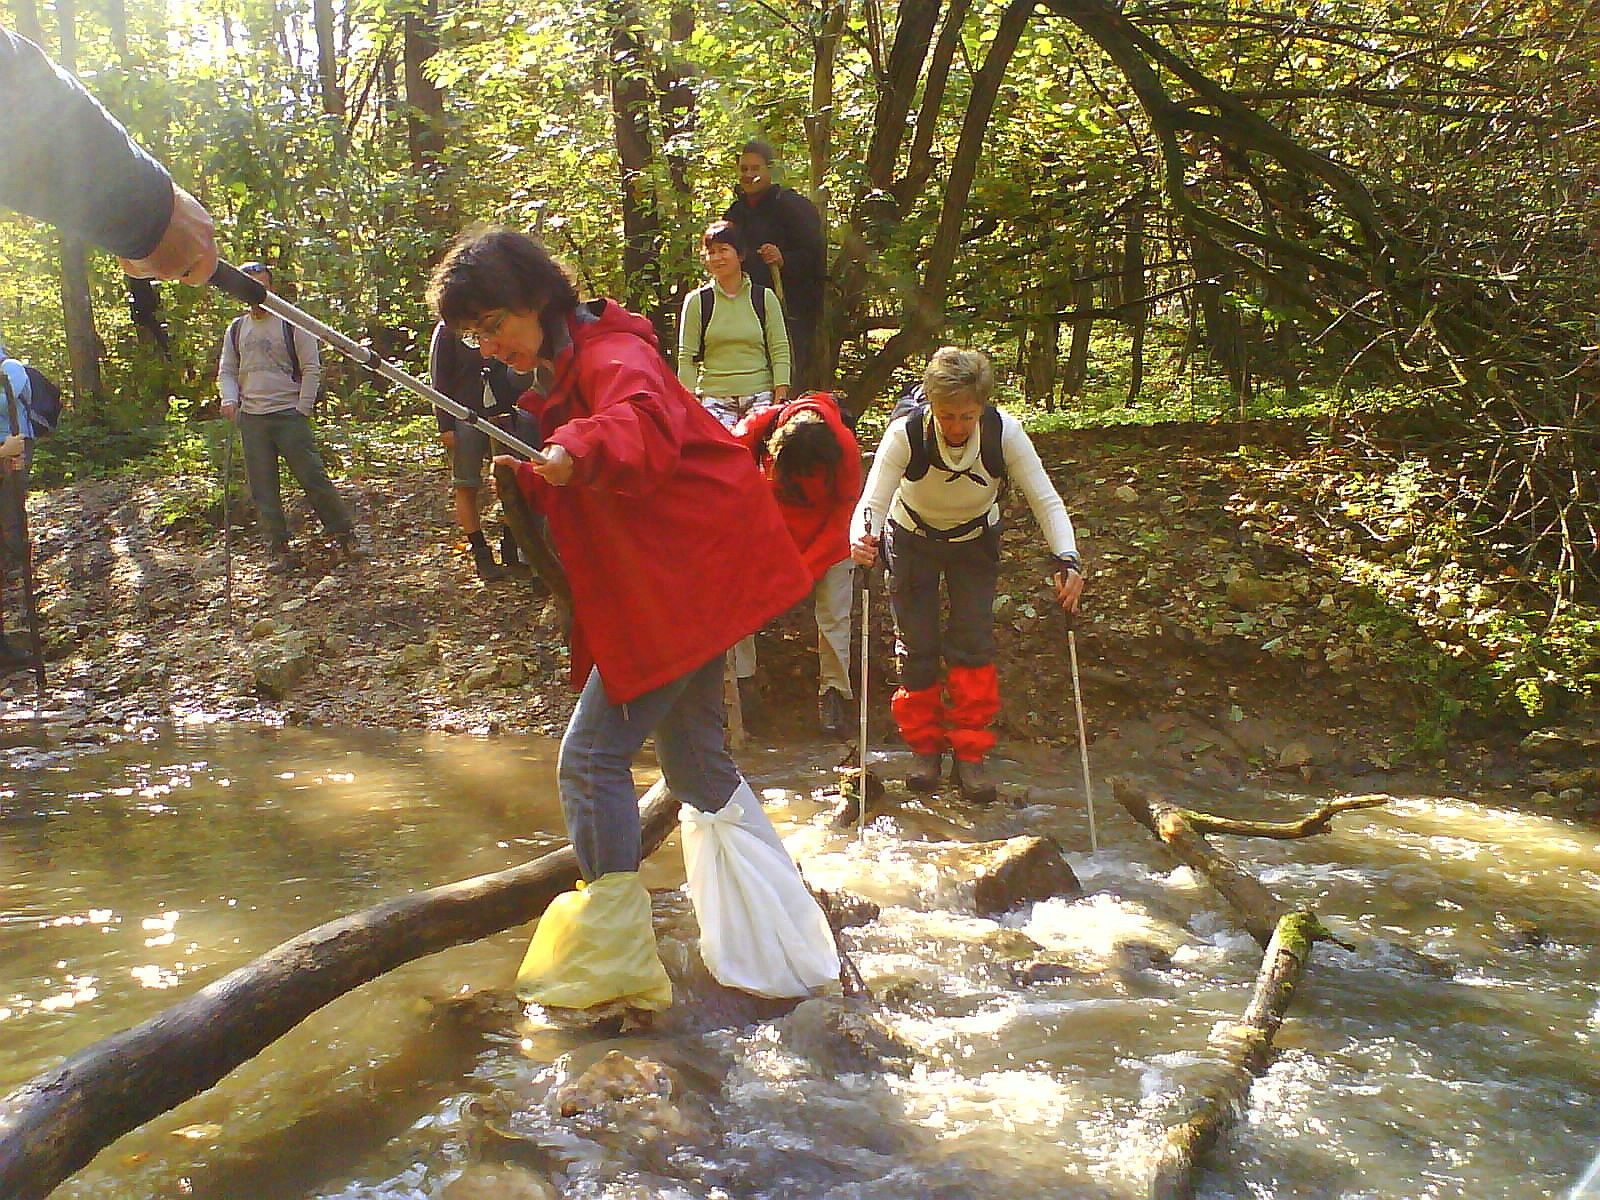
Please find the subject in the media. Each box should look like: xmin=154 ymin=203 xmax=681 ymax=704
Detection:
xmin=0 ymin=783 xmax=679 ymax=1200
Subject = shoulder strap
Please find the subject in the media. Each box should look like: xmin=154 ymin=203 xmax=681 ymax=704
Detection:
xmin=228 ymin=317 xmax=243 ymax=358
xmin=750 ymin=284 xmax=771 ymax=371
xmin=693 ymin=286 xmax=715 ymax=364
xmin=980 ymin=406 xmax=1005 ymax=481
xmin=282 ymin=319 xmax=302 ymax=383
xmin=903 ymin=402 xmax=932 ymax=482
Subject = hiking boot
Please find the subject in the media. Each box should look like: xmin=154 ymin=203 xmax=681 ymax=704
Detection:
xmin=470 ymin=539 xmax=506 ymax=582
xmin=336 ymin=533 xmax=369 ymax=562
xmin=498 ymin=529 xmax=529 ymax=576
xmin=954 ymin=757 xmax=997 ymax=804
xmin=818 ymin=687 xmax=850 ymax=737
xmin=906 ymin=750 xmax=944 ymax=793
xmin=266 ymin=541 xmax=297 ymax=574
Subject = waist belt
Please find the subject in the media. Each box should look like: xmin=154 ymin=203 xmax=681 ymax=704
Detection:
xmin=895 ymin=504 xmax=992 ymax=543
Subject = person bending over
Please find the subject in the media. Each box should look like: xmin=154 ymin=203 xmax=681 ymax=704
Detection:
xmin=734 ymin=392 xmax=861 ymax=737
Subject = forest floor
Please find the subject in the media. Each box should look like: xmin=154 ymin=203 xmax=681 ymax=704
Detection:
xmin=3 ymin=417 xmax=1594 ymax=825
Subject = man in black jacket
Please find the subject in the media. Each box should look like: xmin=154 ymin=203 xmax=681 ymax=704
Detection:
xmin=1 ymin=27 xmax=216 ymax=282
xmin=722 ymin=140 xmax=826 ymax=391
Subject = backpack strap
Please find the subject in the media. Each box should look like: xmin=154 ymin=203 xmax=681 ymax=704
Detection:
xmin=228 ymin=317 xmax=243 ymax=360
xmin=902 ymin=399 xmax=1006 ymax=486
xmin=692 ymin=286 xmax=714 ymax=364
xmin=282 ymin=319 xmax=302 ymax=383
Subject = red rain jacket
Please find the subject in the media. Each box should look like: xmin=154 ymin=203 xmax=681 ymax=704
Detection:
xmin=733 ymin=393 xmax=860 ymax=582
xmin=513 ymin=300 xmax=811 ymax=703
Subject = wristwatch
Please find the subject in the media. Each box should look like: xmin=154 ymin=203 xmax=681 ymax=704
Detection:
xmin=1056 ymin=552 xmax=1083 ymax=577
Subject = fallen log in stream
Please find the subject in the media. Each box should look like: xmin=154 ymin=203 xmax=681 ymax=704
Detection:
xmin=0 ymin=781 xmax=678 ymax=1200
xmin=1110 ymin=775 xmax=1382 ymax=1199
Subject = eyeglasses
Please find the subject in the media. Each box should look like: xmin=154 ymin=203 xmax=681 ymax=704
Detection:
xmin=460 ymin=311 xmax=509 ymax=349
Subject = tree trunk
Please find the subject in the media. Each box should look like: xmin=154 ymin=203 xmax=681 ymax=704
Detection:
xmin=1124 ymin=199 xmax=1147 ymax=402
xmin=10 ymin=0 xmax=44 ymax=43
xmin=403 ymin=4 xmax=444 ymax=172
xmin=0 ymin=784 xmax=679 ymax=1200
xmin=1022 ymin=283 xmax=1060 ymax=410
xmin=804 ymin=0 xmax=847 ymax=387
xmin=1063 ymin=261 xmax=1094 ymax=395
xmin=845 ymin=0 xmax=1033 ymax=411
xmin=1110 ymin=775 xmax=1288 ymax=948
xmin=609 ymin=0 xmax=664 ymax=321
xmin=314 ymin=0 xmax=344 ymax=116
xmin=53 ymin=0 xmax=104 ymax=411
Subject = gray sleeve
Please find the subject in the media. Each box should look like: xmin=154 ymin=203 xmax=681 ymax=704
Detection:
xmin=293 ymin=325 xmax=322 ymax=411
xmin=217 ymin=319 xmax=241 ymax=406
xmin=0 ymin=27 xmax=175 ymax=258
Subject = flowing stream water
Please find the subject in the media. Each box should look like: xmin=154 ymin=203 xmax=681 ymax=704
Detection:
xmin=1 ymin=723 xmax=1596 ymax=1199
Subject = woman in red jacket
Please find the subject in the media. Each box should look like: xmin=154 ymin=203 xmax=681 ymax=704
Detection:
xmin=428 ymin=227 xmax=838 ymax=1019
xmin=734 ymin=393 xmax=861 ymax=736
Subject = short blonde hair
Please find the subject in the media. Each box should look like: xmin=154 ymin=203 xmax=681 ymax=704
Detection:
xmin=922 ymin=346 xmax=993 ymax=407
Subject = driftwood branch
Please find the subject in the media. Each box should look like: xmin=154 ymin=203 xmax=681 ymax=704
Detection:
xmin=1142 ymin=910 xmax=1330 ymax=1200
xmin=1179 ymin=794 xmax=1393 ymax=839
xmin=0 ymin=782 xmax=678 ymax=1200
xmin=1111 ymin=775 xmax=1288 ymax=948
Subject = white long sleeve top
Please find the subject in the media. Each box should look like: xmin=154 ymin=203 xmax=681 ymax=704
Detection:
xmin=851 ymin=406 xmax=1078 ymax=558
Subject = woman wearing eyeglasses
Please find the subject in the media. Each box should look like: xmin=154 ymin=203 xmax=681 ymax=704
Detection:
xmin=428 ymin=225 xmax=838 ymax=1024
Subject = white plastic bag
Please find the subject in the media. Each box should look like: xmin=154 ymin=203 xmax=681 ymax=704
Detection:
xmin=680 ymin=782 xmax=840 ymax=998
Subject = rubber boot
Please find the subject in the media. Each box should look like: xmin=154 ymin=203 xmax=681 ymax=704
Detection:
xmin=891 ymin=683 xmax=947 ymax=790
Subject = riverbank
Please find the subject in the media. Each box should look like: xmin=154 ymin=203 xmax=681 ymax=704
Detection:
xmin=2 ymin=419 xmax=1590 ymax=821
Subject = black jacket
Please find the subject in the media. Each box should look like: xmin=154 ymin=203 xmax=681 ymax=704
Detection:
xmin=1 ymin=27 xmax=174 ymax=258
xmin=721 ymin=184 xmax=825 ymax=327
xmin=428 ymin=321 xmax=526 ymax=433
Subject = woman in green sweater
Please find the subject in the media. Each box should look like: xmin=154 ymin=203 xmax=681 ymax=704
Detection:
xmin=677 ymin=220 xmax=792 ymax=429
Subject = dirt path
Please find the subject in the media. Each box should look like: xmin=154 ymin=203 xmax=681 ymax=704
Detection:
xmin=0 ymin=422 xmax=1573 ymax=816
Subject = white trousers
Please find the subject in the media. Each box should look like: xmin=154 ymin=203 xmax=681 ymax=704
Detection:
xmin=815 ymin=557 xmax=855 ymax=697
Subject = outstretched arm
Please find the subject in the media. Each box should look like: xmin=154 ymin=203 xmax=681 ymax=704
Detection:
xmin=0 ymin=27 xmax=216 ymax=281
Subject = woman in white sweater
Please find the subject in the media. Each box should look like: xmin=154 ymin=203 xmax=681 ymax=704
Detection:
xmin=850 ymin=347 xmax=1085 ymax=801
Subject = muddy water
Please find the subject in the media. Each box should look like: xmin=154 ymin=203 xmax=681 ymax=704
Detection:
xmin=2 ymin=727 xmax=1597 ymax=1199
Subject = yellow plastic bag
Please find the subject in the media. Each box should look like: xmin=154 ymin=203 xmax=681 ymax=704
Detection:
xmin=515 ymin=872 xmax=672 ymax=1012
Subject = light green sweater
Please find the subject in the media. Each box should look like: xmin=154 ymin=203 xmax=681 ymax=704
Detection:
xmin=676 ymin=274 xmax=791 ymax=397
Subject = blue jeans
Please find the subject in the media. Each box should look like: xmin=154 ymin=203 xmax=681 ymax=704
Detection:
xmin=559 ymin=653 xmax=741 ymax=880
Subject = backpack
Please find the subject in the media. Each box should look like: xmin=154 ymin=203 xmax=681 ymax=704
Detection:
xmin=229 ymin=316 xmax=304 ymax=383
xmin=890 ymin=384 xmax=1005 ymax=485
xmin=691 ymin=283 xmax=771 ymax=365
xmin=0 ymin=360 xmax=63 ymax=436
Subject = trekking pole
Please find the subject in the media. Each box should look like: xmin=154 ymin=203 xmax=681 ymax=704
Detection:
xmin=207 ymin=262 xmax=548 ymax=464
xmin=856 ymin=507 xmax=874 ymax=839
xmin=1 ymin=377 xmax=44 ymax=696
xmin=1065 ymin=608 xmax=1099 ymax=855
xmin=770 ymin=261 xmax=788 ymax=309
xmin=221 ymin=418 xmax=234 ymax=619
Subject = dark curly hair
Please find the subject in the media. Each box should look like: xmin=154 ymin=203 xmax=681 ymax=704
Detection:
xmin=427 ymin=225 xmax=580 ymax=348
xmin=766 ymin=409 xmax=841 ymax=506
